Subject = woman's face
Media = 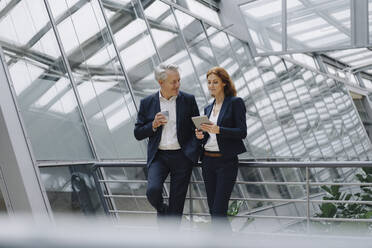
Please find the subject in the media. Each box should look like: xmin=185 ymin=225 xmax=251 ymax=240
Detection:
xmin=207 ymin=73 xmax=225 ymax=98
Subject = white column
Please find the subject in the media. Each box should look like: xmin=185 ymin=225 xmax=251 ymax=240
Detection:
xmin=0 ymin=47 xmax=51 ymax=221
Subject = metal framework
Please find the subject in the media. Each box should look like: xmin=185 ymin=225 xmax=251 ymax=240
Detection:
xmin=0 ymin=0 xmax=371 ymax=227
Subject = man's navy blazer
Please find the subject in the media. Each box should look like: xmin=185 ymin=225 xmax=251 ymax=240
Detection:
xmin=202 ymin=96 xmax=247 ymax=158
xmin=134 ymin=91 xmax=200 ymax=166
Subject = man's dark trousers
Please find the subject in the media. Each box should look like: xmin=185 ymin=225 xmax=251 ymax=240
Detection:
xmin=146 ymin=150 xmax=193 ymax=220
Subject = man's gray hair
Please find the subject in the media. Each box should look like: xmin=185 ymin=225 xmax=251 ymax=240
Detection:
xmin=154 ymin=63 xmax=179 ymax=81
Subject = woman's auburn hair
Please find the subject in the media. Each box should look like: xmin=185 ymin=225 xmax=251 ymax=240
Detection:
xmin=206 ymin=67 xmax=237 ymax=97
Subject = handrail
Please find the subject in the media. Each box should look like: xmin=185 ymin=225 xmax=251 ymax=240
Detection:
xmin=37 ymin=160 xmax=372 ymax=168
xmin=89 ymin=160 xmax=372 ymax=230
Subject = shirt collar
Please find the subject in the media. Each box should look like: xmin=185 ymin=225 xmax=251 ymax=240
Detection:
xmin=159 ymin=90 xmax=178 ymax=102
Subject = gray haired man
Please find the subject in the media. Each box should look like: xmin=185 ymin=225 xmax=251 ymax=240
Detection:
xmin=134 ymin=63 xmax=200 ymax=223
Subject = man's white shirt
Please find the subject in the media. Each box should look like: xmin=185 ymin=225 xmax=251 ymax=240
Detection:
xmin=158 ymin=91 xmax=181 ymax=150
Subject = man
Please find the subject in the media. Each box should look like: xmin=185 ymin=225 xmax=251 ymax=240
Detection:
xmin=134 ymin=63 xmax=200 ymax=223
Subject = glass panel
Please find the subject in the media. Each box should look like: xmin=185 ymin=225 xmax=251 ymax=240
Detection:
xmin=362 ymin=77 xmax=372 ymax=90
xmin=174 ymin=9 xmax=216 ymax=99
xmin=101 ymin=166 xmax=151 ymax=215
xmin=49 ymin=0 xmax=147 ymax=160
xmin=0 ymin=1 xmax=7 ymax=12
xmin=144 ymin=0 xmax=206 ymax=107
xmin=189 ymin=167 xmax=208 ymax=215
xmin=240 ymin=0 xmax=282 ymax=52
xmin=205 ymin=26 xmax=248 ymax=96
xmin=0 ymin=0 xmax=50 ymax=45
xmin=0 ymin=0 xmax=93 ymax=160
xmin=287 ymin=0 xmax=351 ymax=49
xmin=291 ymin=54 xmax=317 ymax=69
xmin=323 ymin=77 xmax=370 ymax=159
xmin=40 ymin=165 xmax=104 ymax=216
xmin=102 ymin=0 xmax=160 ymax=103
xmin=206 ymin=26 xmax=262 ymax=157
xmin=251 ymin=57 xmax=288 ymax=158
xmin=326 ymin=48 xmax=372 ymax=69
xmin=228 ymin=35 xmax=271 ymax=158
xmin=185 ymin=0 xmax=221 ymax=26
xmin=239 ymin=55 xmax=372 ymax=160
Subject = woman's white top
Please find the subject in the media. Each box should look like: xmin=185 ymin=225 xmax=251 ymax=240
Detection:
xmin=204 ymin=105 xmax=220 ymax=152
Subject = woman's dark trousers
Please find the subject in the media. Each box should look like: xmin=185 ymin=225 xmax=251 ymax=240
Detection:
xmin=202 ymin=155 xmax=238 ymax=231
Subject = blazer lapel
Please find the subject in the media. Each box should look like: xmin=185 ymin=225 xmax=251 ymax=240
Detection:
xmin=154 ymin=92 xmax=162 ymax=136
xmin=176 ymin=92 xmax=182 ymax=133
xmin=217 ymin=96 xmax=231 ymax=126
xmin=206 ymin=100 xmax=214 ymax=118
xmin=154 ymin=92 xmax=161 ymax=113
xmin=203 ymin=102 xmax=213 ymax=145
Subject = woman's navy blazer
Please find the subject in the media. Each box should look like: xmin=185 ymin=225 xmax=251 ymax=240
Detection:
xmin=202 ymin=96 xmax=247 ymax=158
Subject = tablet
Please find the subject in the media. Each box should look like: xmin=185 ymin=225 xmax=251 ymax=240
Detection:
xmin=192 ymin=116 xmax=212 ymax=130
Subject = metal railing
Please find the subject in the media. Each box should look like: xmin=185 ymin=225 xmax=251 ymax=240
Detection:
xmin=91 ymin=160 xmax=372 ymax=230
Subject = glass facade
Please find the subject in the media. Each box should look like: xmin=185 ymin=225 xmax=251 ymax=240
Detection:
xmin=0 ymin=0 xmax=371 ymax=226
xmin=2 ymin=0 xmax=370 ymax=163
xmin=0 ymin=0 xmax=93 ymax=161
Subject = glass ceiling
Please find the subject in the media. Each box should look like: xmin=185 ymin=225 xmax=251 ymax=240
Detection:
xmin=240 ymin=0 xmax=372 ymax=87
xmin=327 ymin=48 xmax=372 ymax=68
xmin=324 ymin=48 xmax=372 ymax=88
xmin=240 ymin=0 xmax=352 ymax=52
xmin=185 ymin=0 xmax=221 ymax=26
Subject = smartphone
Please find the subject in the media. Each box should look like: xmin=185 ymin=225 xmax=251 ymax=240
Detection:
xmin=160 ymin=111 xmax=169 ymax=118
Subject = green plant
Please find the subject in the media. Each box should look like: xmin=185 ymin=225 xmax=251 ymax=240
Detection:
xmin=227 ymin=200 xmax=243 ymax=216
xmin=315 ymin=168 xmax=372 ymax=230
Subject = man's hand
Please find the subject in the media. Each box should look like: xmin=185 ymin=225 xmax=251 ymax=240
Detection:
xmin=200 ymin=123 xmax=220 ymax=134
xmin=195 ymin=129 xmax=204 ymax=140
xmin=152 ymin=112 xmax=168 ymax=129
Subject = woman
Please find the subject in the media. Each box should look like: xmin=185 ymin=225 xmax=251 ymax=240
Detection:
xmin=195 ymin=67 xmax=247 ymax=230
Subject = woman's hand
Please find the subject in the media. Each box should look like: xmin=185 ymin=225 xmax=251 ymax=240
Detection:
xmin=200 ymin=123 xmax=220 ymax=134
xmin=195 ymin=129 xmax=204 ymax=140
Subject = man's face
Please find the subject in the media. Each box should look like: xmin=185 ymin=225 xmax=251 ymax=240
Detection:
xmin=159 ymin=70 xmax=180 ymax=98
